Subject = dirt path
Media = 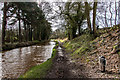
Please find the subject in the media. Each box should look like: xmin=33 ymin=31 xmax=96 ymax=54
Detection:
xmin=46 ymin=44 xmax=87 ymax=78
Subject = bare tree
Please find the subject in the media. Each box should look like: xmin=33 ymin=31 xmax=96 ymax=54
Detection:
xmin=109 ymin=2 xmax=113 ymax=27
xmin=115 ymin=0 xmax=117 ymax=26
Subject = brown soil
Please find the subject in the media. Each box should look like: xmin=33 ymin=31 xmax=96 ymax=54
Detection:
xmin=46 ymin=45 xmax=88 ymax=78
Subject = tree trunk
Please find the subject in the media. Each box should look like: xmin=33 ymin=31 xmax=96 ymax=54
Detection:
xmin=115 ymin=1 xmax=117 ymax=26
xmin=28 ymin=25 xmax=30 ymax=41
xmin=30 ymin=26 xmax=32 ymax=41
xmin=24 ymin=21 xmax=27 ymax=42
xmin=39 ymin=31 xmax=41 ymax=41
xmin=18 ymin=18 xmax=21 ymax=42
xmin=105 ymin=10 xmax=108 ymax=27
xmin=77 ymin=2 xmax=81 ymax=36
xmin=2 ymin=2 xmax=7 ymax=45
xmin=85 ymin=2 xmax=92 ymax=33
xmin=109 ymin=2 xmax=112 ymax=27
xmin=33 ymin=27 xmax=36 ymax=41
xmin=118 ymin=1 xmax=120 ymax=45
xmin=28 ymin=25 xmax=32 ymax=41
xmin=10 ymin=27 xmax=13 ymax=43
xmin=78 ymin=26 xmax=80 ymax=36
xmin=68 ymin=32 xmax=70 ymax=40
xmin=18 ymin=9 xmax=21 ymax=42
xmin=66 ymin=14 xmax=77 ymax=39
xmin=93 ymin=2 xmax=97 ymax=36
xmin=72 ymin=26 xmax=76 ymax=39
xmin=118 ymin=1 xmax=120 ymax=24
xmin=26 ymin=24 xmax=29 ymax=41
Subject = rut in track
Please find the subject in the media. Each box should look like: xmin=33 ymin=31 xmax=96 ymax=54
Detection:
xmin=46 ymin=45 xmax=87 ymax=78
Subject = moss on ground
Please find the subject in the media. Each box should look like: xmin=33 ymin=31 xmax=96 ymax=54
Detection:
xmin=71 ymin=44 xmax=90 ymax=56
xmin=63 ymin=34 xmax=94 ymax=57
xmin=19 ymin=41 xmax=58 ymax=78
xmin=118 ymin=51 xmax=120 ymax=56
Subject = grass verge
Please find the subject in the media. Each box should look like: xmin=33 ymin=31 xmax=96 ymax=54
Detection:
xmin=63 ymin=34 xmax=94 ymax=56
xmin=2 ymin=40 xmax=50 ymax=51
xmin=19 ymin=41 xmax=58 ymax=78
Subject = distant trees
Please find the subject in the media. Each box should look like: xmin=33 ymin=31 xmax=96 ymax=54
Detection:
xmin=60 ymin=1 xmax=119 ymax=40
xmin=97 ymin=2 xmax=119 ymax=29
xmin=60 ymin=2 xmax=98 ymax=39
xmin=61 ymin=2 xmax=86 ymax=40
xmin=51 ymin=27 xmax=66 ymax=39
xmin=2 ymin=2 xmax=51 ymax=44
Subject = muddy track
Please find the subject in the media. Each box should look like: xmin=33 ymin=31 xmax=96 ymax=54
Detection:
xmin=46 ymin=44 xmax=87 ymax=78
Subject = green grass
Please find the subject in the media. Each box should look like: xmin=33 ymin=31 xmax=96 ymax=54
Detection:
xmin=71 ymin=43 xmax=90 ymax=56
xmin=19 ymin=42 xmax=58 ymax=78
xmin=63 ymin=34 xmax=94 ymax=55
xmin=2 ymin=40 xmax=50 ymax=51
xmin=62 ymin=34 xmax=96 ymax=61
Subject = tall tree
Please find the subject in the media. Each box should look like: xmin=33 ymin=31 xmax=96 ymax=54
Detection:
xmin=2 ymin=2 xmax=52 ymax=44
xmin=109 ymin=2 xmax=112 ymax=27
xmin=17 ymin=9 xmax=22 ymax=42
xmin=115 ymin=0 xmax=117 ymax=26
xmin=85 ymin=2 xmax=92 ymax=33
xmin=62 ymin=2 xmax=86 ymax=39
xmin=93 ymin=2 xmax=97 ymax=35
xmin=118 ymin=1 xmax=120 ymax=24
xmin=2 ymin=2 xmax=7 ymax=45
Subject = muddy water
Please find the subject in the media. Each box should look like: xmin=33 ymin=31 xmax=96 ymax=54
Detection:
xmin=2 ymin=41 xmax=55 ymax=78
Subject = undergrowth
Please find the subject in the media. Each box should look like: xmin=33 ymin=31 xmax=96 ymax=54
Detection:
xmin=63 ymin=34 xmax=94 ymax=57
